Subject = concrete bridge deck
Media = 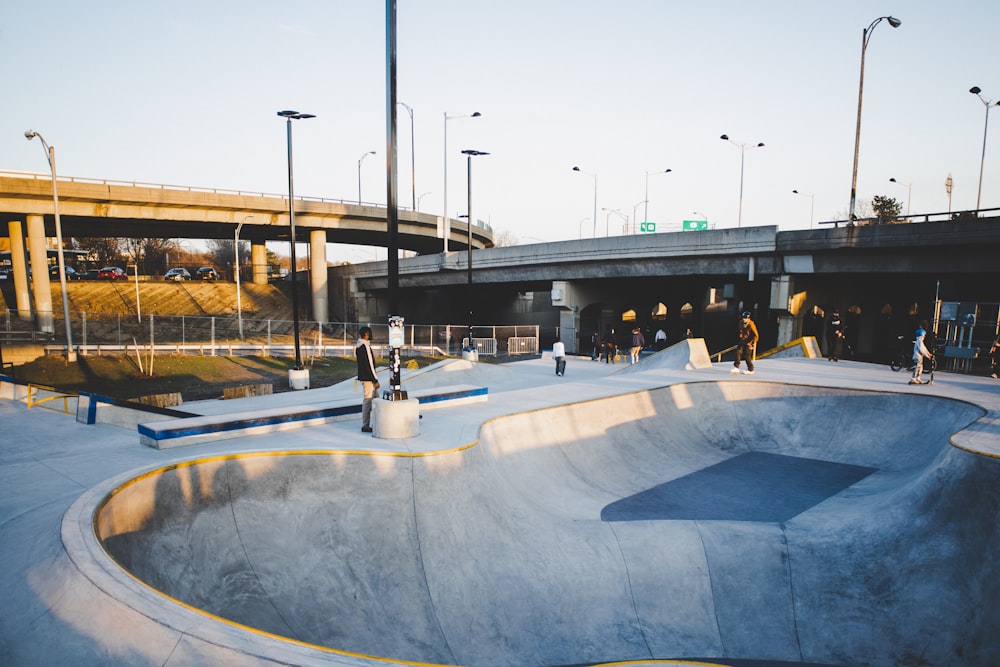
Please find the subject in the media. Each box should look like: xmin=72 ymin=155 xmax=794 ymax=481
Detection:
xmin=2 ymin=346 xmax=1000 ymax=666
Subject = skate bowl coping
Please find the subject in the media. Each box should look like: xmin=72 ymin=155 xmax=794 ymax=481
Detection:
xmin=89 ymin=381 xmax=1000 ymax=666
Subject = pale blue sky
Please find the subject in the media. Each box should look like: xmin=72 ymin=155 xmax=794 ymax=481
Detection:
xmin=2 ymin=1 xmax=998 ymax=259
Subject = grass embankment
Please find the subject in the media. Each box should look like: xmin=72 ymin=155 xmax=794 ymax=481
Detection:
xmin=11 ymin=353 xmax=441 ymax=403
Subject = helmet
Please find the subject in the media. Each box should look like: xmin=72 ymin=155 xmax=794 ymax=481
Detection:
xmin=741 ymin=311 xmax=751 ymax=318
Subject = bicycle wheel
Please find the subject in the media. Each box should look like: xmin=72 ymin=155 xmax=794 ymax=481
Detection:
xmin=890 ymin=356 xmax=904 ymax=372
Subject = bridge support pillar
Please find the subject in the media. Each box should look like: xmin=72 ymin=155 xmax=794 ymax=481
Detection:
xmin=6 ymin=220 xmax=32 ymax=321
xmin=26 ymin=215 xmax=54 ymax=333
xmin=251 ymin=242 xmax=268 ymax=285
xmin=309 ymin=230 xmax=328 ymax=324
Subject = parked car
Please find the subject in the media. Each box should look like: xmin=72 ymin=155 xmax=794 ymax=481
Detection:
xmin=196 ymin=266 xmax=220 ymax=281
xmin=49 ymin=265 xmax=81 ymax=280
xmin=98 ymin=266 xmax=127 ymax=280
xmin=80 ymin=269 xmax=100 ymax=280
xmin=164 ymin=268 xmax=191 ymax=282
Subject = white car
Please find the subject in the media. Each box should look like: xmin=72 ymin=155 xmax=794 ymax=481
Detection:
xmin=164 ymin=268 xmax=191 ymax=281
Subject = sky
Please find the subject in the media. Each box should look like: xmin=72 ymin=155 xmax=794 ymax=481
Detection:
xmin=2 ymin=0 xmax=998 ymax=263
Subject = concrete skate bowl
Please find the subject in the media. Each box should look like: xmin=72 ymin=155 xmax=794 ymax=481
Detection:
xmin=94 ymin=381 xmax=1000 ymax=667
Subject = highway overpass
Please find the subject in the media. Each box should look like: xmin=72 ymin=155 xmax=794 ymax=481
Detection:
xmin=0 ymin=171 xmax=493 ymax=325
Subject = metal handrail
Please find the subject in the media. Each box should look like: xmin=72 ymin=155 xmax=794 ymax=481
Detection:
xmin=711 ymin=344 xmax=739 ymax=362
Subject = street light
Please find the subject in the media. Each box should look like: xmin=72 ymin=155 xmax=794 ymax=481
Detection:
xmin=970 ymin=86 xmax=999 ymax=212
xmin=848 ymin=15 xmax=902 ymax=226
xmin=578 ymin=217 xmax=590 ymax=240
xmin=443 ymin=111 xmax=481 ymax=252
xmin=461 ymin=149 xmax=489 ymax=353
xmin=632 ymin=201 xmax=646 ymax=234
xmin=572 ymin=166 xmax=598 ymax=238
xmin=644 ymin=168 xmax=672 ymax=227
xmin=601 ymin=207 xmax=628 ymax=236
xmin=234 ymin=214 xmax=254 ymax=340
xmin=888 ymin=177 xmax=912 ymax=217
xmin=24 ymin=130 xmax=75 ymax=361
xmin=398 ymin=101 xmax=416 ymax=210
xmin=417 ymin=191 xmax=432 ymax=211
xmin=792 ymin=190 xmax=815 ymax=228
xmin=277 ymin=109 xmax=315 ymax=384
xmin=357 ymin=150 xmax=376 ymax=205
xmin=720 ymin=134 xmax=765 ymax=227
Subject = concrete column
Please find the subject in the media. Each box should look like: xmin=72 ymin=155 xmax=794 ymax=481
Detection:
xmin=26 ymin=215 xmax=54 ymax=333
xmin=6 ymin=220 xmax=32 ymax=320
xmin=309 ymin=229 xmax=328 ymax=324
xmin=251 ymin=242 xmax=268 ymax=285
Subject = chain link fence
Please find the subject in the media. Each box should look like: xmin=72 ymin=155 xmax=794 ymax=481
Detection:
xmin=1 ymin=309 xmax=540 ymax=361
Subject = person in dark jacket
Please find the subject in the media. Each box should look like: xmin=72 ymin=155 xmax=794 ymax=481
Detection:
xmin=731 ymin=311 xmax=759 ymax=375
xmin=827 ymin=310 xmax=845 ymax=362
xmin=355 ymin=326 xmax=380 ymax=433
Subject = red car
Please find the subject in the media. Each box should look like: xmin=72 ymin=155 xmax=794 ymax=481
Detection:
xmin=98 ymin=266 xmax=127 ymax=280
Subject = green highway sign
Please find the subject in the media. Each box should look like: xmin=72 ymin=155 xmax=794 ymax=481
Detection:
xmin=682 ymin=219 xmax=708 ymax=231
xmin=640 ymin=222 xmax=656 ymax=232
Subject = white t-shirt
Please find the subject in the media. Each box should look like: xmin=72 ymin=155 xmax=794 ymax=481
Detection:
xmin=553 ymin=341 xmax=565 ymax=358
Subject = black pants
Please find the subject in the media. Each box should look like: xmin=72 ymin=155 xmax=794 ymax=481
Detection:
xmin=555 ymin=357 xmax=566 ymax=375
xmin=735 ymin=343 xmax=755 ymax=371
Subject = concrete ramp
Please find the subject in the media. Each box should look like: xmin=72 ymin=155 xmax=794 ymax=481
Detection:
xmin=95 ymin=382 xmax=1000 ymax=667
xmin=617 ymin=337 xmax=712 ymax=374
xmin=400 ymin=358 xmax=517 ymax=391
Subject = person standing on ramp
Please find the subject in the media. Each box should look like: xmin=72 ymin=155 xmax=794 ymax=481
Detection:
xmin=731 ymin=311 xmax=758 ymax=375
xmin=356 ymin=326 xmax=380 ymax=433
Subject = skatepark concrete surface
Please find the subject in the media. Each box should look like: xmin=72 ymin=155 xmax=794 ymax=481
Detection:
xmin=3 ymin=340 xmax=1000 ymax=667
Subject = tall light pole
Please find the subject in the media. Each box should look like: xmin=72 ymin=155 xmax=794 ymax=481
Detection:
xmin=277 ymin=109 xmax=315 ymax=382
xmin=24 ymin=130 xmax=75 ymax=361
xmin=720 ymin=134 xmax=764 ymax=227
xmin=357 ymin=150 xmax=376 ymax=205
xmin=792 ymin=190 xmax=815 ymax=228
xmin=398 ymin=101 xmax=416 ymax=209
xmin=970 ymin=86 xmax=999 ymax=212
xmin=644 ymin=168 xmax=672 ymax=227
xmin=889 ymin=177 xmax=912 ymax=216
xmin=848 ymin=15 xmax=902 ymax=226
xmin=443 ymin=111 xmax=481 ymax=252
xmin=417 ymin=191 xmax=431 ymax=211
xmin=572 ymin=166 xmax=598 ymax=238
xmin=461 ymin=149 xmax=489 ymax=347
xmin=234 ymin=214 xmax=253 ymax=340
xmin=601 ymin=207 xmax=628 ymax=236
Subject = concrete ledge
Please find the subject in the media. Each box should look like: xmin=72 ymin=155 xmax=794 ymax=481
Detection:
xmin=79 ymin=392 xmax=194 ymax=429
xmin=138 ymin=383 xmax=488 ymax=449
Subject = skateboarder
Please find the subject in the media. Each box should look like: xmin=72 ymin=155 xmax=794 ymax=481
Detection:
xmin=908 ymin=321 xmax=933 ymax=385
xmin=731 ymin=311 xmax=758 ymax=375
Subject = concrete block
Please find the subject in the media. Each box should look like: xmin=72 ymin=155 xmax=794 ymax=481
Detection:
xmin=373 ymin=398 xmax=419 ymax=439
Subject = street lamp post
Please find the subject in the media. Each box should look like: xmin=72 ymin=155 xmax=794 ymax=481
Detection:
xmin=461 ymin=149 xmax=489 ymax=358
xmin=277 ymin=110 xmax=315 ymax=386
xmin=398 ymin=102 xmax=416 ymax=210
xmin=572 ymin=166 xmax=598 ymax=238
xmin=969 ymin=87 xmax=999 ymax=212
xmin=601 ymin=208 xmax=628 ymax=236
xmin=234 ymin=214 xmax=253 ymax=340
xmin=848 ymin=15 xmax=902 ymax=226
xmin=792 ymin=190 xmax=815 ymax=228
xmin=644 ymin=168 xmax=672 ymax=227
xmin=443 ymin=111 xmax=481 ymax=252
xmin=24 ymin=130 xmax=75 ymax=362
xmin=417 ymin=191 xmax=431 ymax=211
xmin=357 ymin=150 xmax=376 ymax=205
xmin=888 ymin=177 xmax=912 ymax=217
xmin=720 ymin=135 xmax=764 ymax=227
